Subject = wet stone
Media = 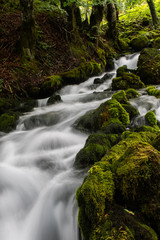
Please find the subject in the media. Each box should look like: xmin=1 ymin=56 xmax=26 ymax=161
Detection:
xmin=94 ymin=73 xmax=114 ymax=84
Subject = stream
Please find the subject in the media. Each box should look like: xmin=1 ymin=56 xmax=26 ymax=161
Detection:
xmin=0 ymin=53 xmax=159 ymax=240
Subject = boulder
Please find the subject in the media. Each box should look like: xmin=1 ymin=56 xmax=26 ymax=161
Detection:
xmin=0 ymin=113 xmax=17 ymax=132
xmin=146 ymin=86 xmax=160 ymax=98
xmin=130 ymin=35 xmax=149 ymax=51
xmin=74 ymin=133 xmax=119 ymax=169
xmin=153 ymin=37 xmax=160 ymax=49
xmin=145 ymin=111 xmax=159 ymax=130
xmin=112 ymin=90 xmax=139 ymax=120
xmin=94 ymin=73 xmax=114 ymax=84
xmin=74 ymin=98 xmax=129 ymax=133
xmin=116 ymin=65 xmax=128 ymax=77
xmin=76 ymin=131 xmax=160 ymax=239
xmin=137 ymin=48 xmax=160 ymax=85
xmin=112 ymin=72 xmax=145 ymax=90
xmin=47 ymin=94 xmax=62 ymax=105
xmin=125 ymin=88 xmax=140 ymax=99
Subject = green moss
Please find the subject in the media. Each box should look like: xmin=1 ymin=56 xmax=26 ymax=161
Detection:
xmin=117 ymin=65 xmax=128 ymax=77
xmin=113 ymin=141 xmax=159 ymax=199
xmin=40 ymin=75 xmax=63 ymax=98
xmin=135 ymin=125 xmax=160 ymax=133
xmin=75 ymin=98 xmax=129 ymax=133
xmin=137 ymin=48 xmax=160 ymax=85
xmin=60 ymin=60 xmax=102 ymax=85
xmin=145 ymin=111 xmax=158 ymax=127
xmin=112 ymin=72 xmax=145 ymax=90
xmin=21 ymin=58 xmax=40 ymax=74
xmin=96 ymin=48 xmax=106 ymax=68
xmin=76 ymin=130 xmax=160 ymax=239
xmin=112 ymin=90 xmax=128 ymax=104
xmin=74 ymin=133 xmax=119 ymax=169
xmin=76 ymin=164 xmax=114 ymax=240
xmin=153 ymin=37 xmax=160 ymax=49
xmin=152 ymin=133 xmax=160 ymax=151
xmin=0 ymin=113 xmax=16 ymax=132
xmin=130 ymin=35 xmax=149 ymax=51
xmin=118 ymin=38 xmax=129 ymax=51
xmin=146 ymin=86 xmax=160 ymax=98
xmin=122 ymin=103 xmax=139 ymax=120
xmin=126 ymin=89 xmax=140 ymax=99
xmin=112 ymin=91 xmax=139 ymax=120
xmin=121 ymin=131 xmax=157 ymax=144
xmin=70 ymin=44 xmax=88 ymax=59
xmin=102 ymin=99 xmax=130 ymax=128
xmin=138 ymin=223 xmax=158 ymax=240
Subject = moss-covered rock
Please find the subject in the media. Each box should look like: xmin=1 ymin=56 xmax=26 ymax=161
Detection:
xmin=112 ymin=141 xmax=160 ymax=200
xmin=146 ymin=86 xmax=160 ymax=98
xmin=118 ymin=38 xmax=129 ymax=51
xmin=145 ymin=111 xmax=158 ymax=128
xmin=91 ymin=205 xmax=158 ymax=240
xmin=153 ymin=37 xmax=160 ymax=49
xmin=60 ymin=60 xmax=102 ymax=84
xmin=112 ymin=72 xmax=145 ymax=90
xmin=126 ymin=88 xmax=140 ymax=99
xmin=152 ymin=133 xmax=160 ymax=151
xmin=38 ymin=59 xmax=103 ymax=98
xmin=0 ymin=113 xmax=17 ymax=132
xmin=40 ymin=75 xmax=63 ymax=98
xmin=130 ymin=35 xmax=149 ymax=51
xmin=76 ymin=131 xmax=160 ymax=239
xmin=112 ymin=90 xmax=128 ymax=104
xmin=76 ymin=163 xmax=115 ymax=240
xmin=112 ymin=90 xmax=139 ymax=120
xmin=74 ymin=98 xmax=129 ymax=133
xmin=137 ymin=48 xmax=160 ymax=85
xmin=74 ymin=133 xmax=119 ymax=169
xmin=0 ymin=98 xmax=37 ymax=132
xmin=135 ymin=125 xmax=160 ymax=133
xmin=122 ymin=103 xmax=139 ymax=120
xmin=116 ymin=65 xmax=128 ymax=77
xmin=94 ymin=73 xmax=114 ymax=84
xmin=47 ymin=94 xmax=62 ymax=105
xmin=113 ymin=141 xmax=160 ymax=234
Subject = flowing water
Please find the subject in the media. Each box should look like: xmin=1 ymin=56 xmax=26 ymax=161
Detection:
xmin=0 ymin=52 xmax=159 ymax=240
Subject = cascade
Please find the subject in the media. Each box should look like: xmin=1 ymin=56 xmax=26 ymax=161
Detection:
xmin=0 ymin=53 xmax=158 ymax=240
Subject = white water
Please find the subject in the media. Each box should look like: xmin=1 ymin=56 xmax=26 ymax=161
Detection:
xmin=0 ymin=52 xmax=158 ymax=240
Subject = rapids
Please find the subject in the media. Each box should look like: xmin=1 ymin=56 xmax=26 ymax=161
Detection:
xmin=0 ymin=52 xmax=159 ymax=240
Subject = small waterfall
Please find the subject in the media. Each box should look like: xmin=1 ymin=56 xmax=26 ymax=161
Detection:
xmin=0 ymin=53 xmax=152 ymax=240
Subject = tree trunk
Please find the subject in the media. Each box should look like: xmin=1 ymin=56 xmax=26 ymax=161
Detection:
xmin=60 ymin=0 xmax=72 ymax=24
xmin=60 ymin=1 xmax=82 ymax=43
xmin=90 ymin=4 xmax=104 ymax=36
xmin=147 ymin=0 xmax=159 ymax=27
xmin=20 ymin=0 xmax=36 ymax=59
xmin=60 ymin=0 xmax=82 ymax=30
xmin=106 ymin=0 xmax=118 ymax=41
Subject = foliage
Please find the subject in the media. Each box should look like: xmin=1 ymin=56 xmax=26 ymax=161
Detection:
xmin=119 ymin=0 xmax=160 ymax=23
xmin=0 ymin=0 xmax=20 ymax=12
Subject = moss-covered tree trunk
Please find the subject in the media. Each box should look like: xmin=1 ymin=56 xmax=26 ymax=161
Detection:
xmin=106 ymin=0 xmax=118 ymax=42
xmin=60 ymin=0 xmax=82 ymax=30
xmin=90 ymin=4 xmax=104 ymax=37
xmin=20 ymin=0 xmax=36 ymax=59
xmin=147 ymin=0 xmax=159 ymax=27
xmin=60 ymin=0 xmax=82 ymax=43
